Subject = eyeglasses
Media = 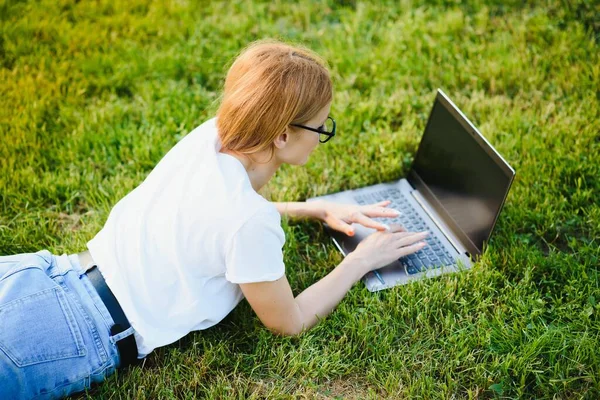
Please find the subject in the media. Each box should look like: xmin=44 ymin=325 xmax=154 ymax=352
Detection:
xmin=290 ymin=116 xmax=336 ymax=143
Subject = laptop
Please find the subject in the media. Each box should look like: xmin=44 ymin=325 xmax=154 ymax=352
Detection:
xmin=307 ymin=89 xmax=516 ymax=291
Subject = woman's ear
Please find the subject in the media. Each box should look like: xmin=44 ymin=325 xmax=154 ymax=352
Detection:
xmin=273 ymin=128 xmax=291 ymax=149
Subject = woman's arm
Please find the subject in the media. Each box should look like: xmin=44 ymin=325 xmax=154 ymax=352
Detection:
xmin=274 ymin=200 xmax=401 ymax=236
xmin=239 ymin=227 xmax=428 ymax=336
xmin=273 ymin=201 xmax=325 ymax=220
xmin=238 ymin=253 xmax=366 ymax=335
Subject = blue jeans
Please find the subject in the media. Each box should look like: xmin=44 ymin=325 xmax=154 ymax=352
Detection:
xmin=0 ymin=250 xmax=129 ymax=399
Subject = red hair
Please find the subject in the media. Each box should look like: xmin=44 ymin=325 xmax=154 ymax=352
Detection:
xmin=217 ymin=40 xmax=332 ymax=156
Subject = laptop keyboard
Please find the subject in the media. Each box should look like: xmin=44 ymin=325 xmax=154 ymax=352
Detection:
xmin=353 ymin=188 xmax=455 ymax=275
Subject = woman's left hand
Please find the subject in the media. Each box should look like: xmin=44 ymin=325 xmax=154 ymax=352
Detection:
xmin=317 ymin=200 xmax=402 ymax=236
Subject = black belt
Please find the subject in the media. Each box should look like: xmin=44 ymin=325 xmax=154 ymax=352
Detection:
xmin=85 ymin=265 xmax=139 ymax=368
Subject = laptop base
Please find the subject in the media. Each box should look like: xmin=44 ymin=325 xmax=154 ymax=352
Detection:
xmin=308 ymin=179 xmax=473 ymax=291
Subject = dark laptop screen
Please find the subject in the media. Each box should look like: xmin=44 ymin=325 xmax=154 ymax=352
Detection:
xmin=411 ymin=98 xmax=513 ymax=253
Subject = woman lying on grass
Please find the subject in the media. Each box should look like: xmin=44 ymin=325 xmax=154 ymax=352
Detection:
xmin=0 ymin=40 xmax=428 ymax=399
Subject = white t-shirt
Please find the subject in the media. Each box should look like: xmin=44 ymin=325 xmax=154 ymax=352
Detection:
xmin=87 ymin=118 xmax=286 ymax=357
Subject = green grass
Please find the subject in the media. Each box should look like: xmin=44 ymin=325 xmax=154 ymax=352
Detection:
xmin=1 ymin=0 xmax=599 ymax=398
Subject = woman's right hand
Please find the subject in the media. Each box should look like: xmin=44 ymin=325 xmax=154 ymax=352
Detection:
xmin=348 ymin=225 xmax=429 ymax=275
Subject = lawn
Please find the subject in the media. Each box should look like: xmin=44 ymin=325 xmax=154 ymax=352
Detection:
xmin=1 ymin=0 xmax=599 ymax=398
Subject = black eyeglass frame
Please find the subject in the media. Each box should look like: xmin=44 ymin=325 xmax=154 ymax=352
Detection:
xmin=290 ymin=116 xmax=336 ymax=143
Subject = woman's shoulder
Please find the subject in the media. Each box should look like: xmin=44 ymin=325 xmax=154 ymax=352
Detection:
xmin=236 ymin=189 xmax=280 ymax=224
xmin=181 ymin=117 xmax=218 ymax=144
